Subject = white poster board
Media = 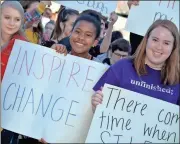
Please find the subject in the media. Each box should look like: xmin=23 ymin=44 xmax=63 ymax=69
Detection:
xmin=55 ymin=1 xmax=117 ymax=17
xmin=125 ymin=1 xmax=179 ymax=36
xmin=1 ymin=40 xmax=108 ymax=143
xmin=86 ymin=84 xmax=179 ymax=143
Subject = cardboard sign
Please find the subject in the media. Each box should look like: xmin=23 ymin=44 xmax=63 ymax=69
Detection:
xmin=86 ymin=84 xmax=179 ymax=143
xmin=126 ymin=1 xmax=179 ymax=36
xmin=1 ymin=40 xmax=108 ymax=143
xmin=55 ymin=1 xmax=117 ymax=16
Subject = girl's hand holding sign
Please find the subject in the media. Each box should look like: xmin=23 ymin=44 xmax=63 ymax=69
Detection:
xmin=51 ymin=44 xmax=68 ymax=56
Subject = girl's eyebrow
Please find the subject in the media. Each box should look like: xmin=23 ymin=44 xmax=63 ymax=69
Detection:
xmin=75 ymin=27 xmax=94 ymax=34
xmin=3 ymin=14 xmax=10 ymax=16
xmin=86 ymin=31 xmax=93 ymax=34
xmin=15 ymin=16 xmax=21 ymax=19
xmin=4 ymin=14 xmax=20 ymax=18
xmin=164 ymin=40 xmax=172 ymax=43
xmin=152 ymin=36 xmax=172 ymax=42
xmin=151 ymin=36 xmax=158 ymax=39
xmin=75 ymin=28 xmax=81 ymax=31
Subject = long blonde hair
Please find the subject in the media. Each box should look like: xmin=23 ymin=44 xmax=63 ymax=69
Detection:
xmin=133 ymin=20 xmax=179 ymax=85
xmin=1 ymin=1 xmax=25 ymax=37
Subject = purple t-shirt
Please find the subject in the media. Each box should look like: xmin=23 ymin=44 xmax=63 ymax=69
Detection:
xmin=93 ymin=58 xmax=179 ymax=105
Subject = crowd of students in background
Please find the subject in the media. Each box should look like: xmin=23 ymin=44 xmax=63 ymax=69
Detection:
xmin=1 ymin=0 xmax=179 ymax=144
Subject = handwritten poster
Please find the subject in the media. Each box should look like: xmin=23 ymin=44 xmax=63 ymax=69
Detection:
xmin=1 ymin=40 xmax=108 ymax=143
xmin=126 ymin=1 xmax=179 ymax=36
xmin=55 ymin=1 xmax=117 ymax=16
xmin=86 ymin=84 xmax=179 ymax=143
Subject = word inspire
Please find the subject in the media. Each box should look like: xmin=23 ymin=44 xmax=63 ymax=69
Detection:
xmin=11 ymin=46 xmax=98 ymax=92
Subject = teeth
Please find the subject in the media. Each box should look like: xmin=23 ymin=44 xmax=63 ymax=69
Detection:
xmin=153 ymin=51 xmax=162 ymax=56
xmin=76 ymin=43 xmax=83 ymax=46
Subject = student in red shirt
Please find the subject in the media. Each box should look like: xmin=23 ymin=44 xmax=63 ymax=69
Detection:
xmin=1 ymin=1 xmax=28 ymax=143
xmin=1 ymin=1 xmax=52 ymax=143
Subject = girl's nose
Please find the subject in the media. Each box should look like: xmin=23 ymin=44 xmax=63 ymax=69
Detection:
xmin=9 ymin=19 xmax=15 ymax=26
